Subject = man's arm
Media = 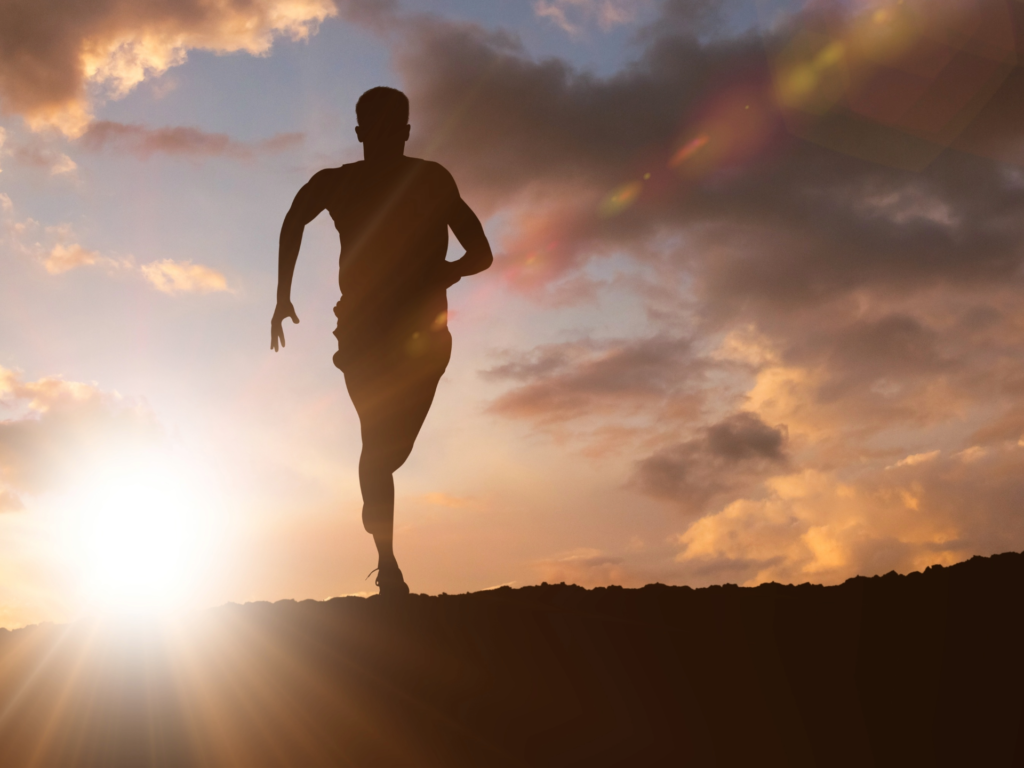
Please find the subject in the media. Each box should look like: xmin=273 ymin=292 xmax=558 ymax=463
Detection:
xmin=272 ymin=170 xmax=334 ymax=351
xmin=444 ymin=197 xmax=493 ymax=288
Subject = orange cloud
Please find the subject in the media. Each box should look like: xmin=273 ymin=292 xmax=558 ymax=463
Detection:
xmin=0 ymin=0 xmax=336 ymax=136
xmin=0 ymin=366 xmax=161 ymax=501
xmin=43 ymin=243 xmax=104 ymax=275
xmin=888 ymin=450 xmax=940 ymax=469
xmin=671 ymin=444 xmax=1024 ymax=588
xmin=534 ymin=0 xmax=644 ymax=35
xmin=534 ymin=547 xmax=627 ymax=587
xmin=6 ymin=203 xmax=229 ymax=294
xmin=140 ymin=260 xmax=230 ymax=295
xmin=27 ymin=223 xmax=229 ymax=296
xmin=79 ymin=122 xmax=304 ymax=160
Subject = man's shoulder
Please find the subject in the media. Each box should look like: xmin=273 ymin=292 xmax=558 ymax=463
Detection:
xmin=305 ymin=165 xmax=360 ymax=203
xmin=311 ymin=164 xmax=356 ymax=182
xmin=406 ymin=158 xmax=457 ymax=193
xmin=408 ymin=157 xmax=450 ymax=175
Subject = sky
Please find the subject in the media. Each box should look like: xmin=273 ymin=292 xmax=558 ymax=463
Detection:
xmin=2 ymin=0 xmax=1024 ymax=628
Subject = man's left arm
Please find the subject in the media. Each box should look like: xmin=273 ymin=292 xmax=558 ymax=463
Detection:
xmin=445 ymin=192 xmax=493 ymax=288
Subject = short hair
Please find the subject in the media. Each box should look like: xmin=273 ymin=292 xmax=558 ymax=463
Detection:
xmin=356 ymin=87 xmax=409 ymax=131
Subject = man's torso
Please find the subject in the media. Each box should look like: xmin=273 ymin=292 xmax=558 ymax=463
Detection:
xmin=321 ymin=156 xmax=457 ymax=365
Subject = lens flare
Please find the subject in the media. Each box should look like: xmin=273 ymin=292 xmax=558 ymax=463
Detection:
xmin=600 ymin=181 xmax=643 ymax=216
xmin=761 ymin=0 xmax=1019 ymax=169
xmin=671 ymin=84 xmax=780 ymax=179
xmin=670 ymin=135 xmax=710 ymax=166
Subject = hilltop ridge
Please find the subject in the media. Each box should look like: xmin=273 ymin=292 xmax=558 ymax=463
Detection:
xmin=2 ymin=552 xmax=1024 ymax=766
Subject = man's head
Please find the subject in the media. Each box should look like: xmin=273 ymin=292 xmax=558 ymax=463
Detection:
xmin=355 ymin=87 xmax=410 ymax=149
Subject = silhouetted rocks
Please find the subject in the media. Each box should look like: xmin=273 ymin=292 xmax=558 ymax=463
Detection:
xmin=3 ymin=552 xmax=1024 ymax=766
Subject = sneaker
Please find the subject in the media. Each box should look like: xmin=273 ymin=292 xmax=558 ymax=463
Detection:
xmin=370 ymin=565 xmax=410 ymax=597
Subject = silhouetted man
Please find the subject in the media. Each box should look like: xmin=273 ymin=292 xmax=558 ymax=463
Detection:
xmin=271 ymin=87 xmax=493 ymax=596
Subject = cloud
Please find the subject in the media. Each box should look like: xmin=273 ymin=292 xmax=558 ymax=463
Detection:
xmin=0 ymin=195 xmax=41 ymax=258
xmin=888 ymin=450 xmax=940 ymax=470
xmin=533 ymin=0 xmax=645 ymax=35
xmin=49 ymin=154 xmax=77 ymax=175
xmin=43 ymin=243 xmax=105 ymax=274
xmin=0 ymin=0 xmax=335 ymax=135
xmin=0 ymin=367 xmax=161 ymax=508
xmin=4 ymin=138 xmax=79 ymax=175
xmin=675 ymin=442 xmax=1024 ymax=586
xmin=391 ymin=2 xmax=1024 ymax=313
xmin=2 ymin=201 xmax=229 ymax=294
xmin=485 ymin=335 xmax=705 ymax=425
xmin=0 ymin=121 xmax=301 ymax=177
xmin=227 ymin=0 xmax=1019 ymax=587
xmin=534 ymin=547 xmax=627 ymax=586
xmin=79 ymin=121 xmax=304 ymax=160
xmin=632 ymin=412 xmax=789 ymax=514
xmin=140 ymin=259 xmax=230 ymax=294
xmin=706 ymin=411 xmax=787 ymax=461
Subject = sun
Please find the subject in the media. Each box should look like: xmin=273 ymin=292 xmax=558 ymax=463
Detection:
xmin=76 ymin=460 xmax=212 ymax=613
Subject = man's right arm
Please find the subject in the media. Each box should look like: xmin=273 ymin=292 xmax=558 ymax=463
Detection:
xmin=272 ymin=169 xmax=336 ymax=352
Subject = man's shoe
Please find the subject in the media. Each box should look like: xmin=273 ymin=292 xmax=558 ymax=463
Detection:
xmin=374 ymin=565 xmax=410 ymax=597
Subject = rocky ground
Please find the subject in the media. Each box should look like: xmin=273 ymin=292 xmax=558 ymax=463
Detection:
xmin=2 ymin=552 xmax=1024 ymax=766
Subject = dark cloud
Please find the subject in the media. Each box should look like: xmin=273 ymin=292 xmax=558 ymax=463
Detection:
xmin=393 ymin=1 xmax=1024 ymax=312
xmin=706 ymin=411 xmax=787 ymax=461
xmin=971 ymin=406 xmax=1024 ymax=445
xmin=633 ymin=412 xmax=788 ymax=513
xmin=399 ymin=4 xmax=1024 ymax=517
xmin=787 ymin=312 xmax=953 ymax=410
xmin=79 ymin=121 xmax=304 ymax=160
xmin=484 ymin=335 xmax=705 ymax=424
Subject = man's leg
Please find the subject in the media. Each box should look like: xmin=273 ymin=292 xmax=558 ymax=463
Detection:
xmin=345 ymin=363 xmax=446 ymax=573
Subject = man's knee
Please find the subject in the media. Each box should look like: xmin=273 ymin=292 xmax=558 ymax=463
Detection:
xmin=361 ymin=442 xmax=414 ymax=476
xmin=362 ymin=503 xmax=390 ymax=534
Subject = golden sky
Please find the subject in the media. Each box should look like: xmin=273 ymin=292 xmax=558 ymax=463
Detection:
xmin=3 ymin=0 xmax=1024 ymax=628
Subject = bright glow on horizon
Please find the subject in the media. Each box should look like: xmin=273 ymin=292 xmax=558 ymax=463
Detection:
xmin=76 ymin=461 xmax=212 ymax=614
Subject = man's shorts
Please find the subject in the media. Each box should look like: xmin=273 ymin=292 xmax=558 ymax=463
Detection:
xmin=331 ymin=297 xmax=452 ymax=384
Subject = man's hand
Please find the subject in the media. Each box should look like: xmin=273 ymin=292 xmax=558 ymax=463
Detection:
xmin=439 ymin=260 xmax=463 ymax=289
xmin=271 ymin=301 xmax=300 ymax=351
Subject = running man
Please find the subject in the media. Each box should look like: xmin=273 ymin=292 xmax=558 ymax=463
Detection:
xmin=271 ymin=87 xmax=493 ymax=596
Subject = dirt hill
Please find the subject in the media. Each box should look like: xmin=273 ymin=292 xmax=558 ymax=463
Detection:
xmin=2 ymin=552 xmax=1024 ymax=766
